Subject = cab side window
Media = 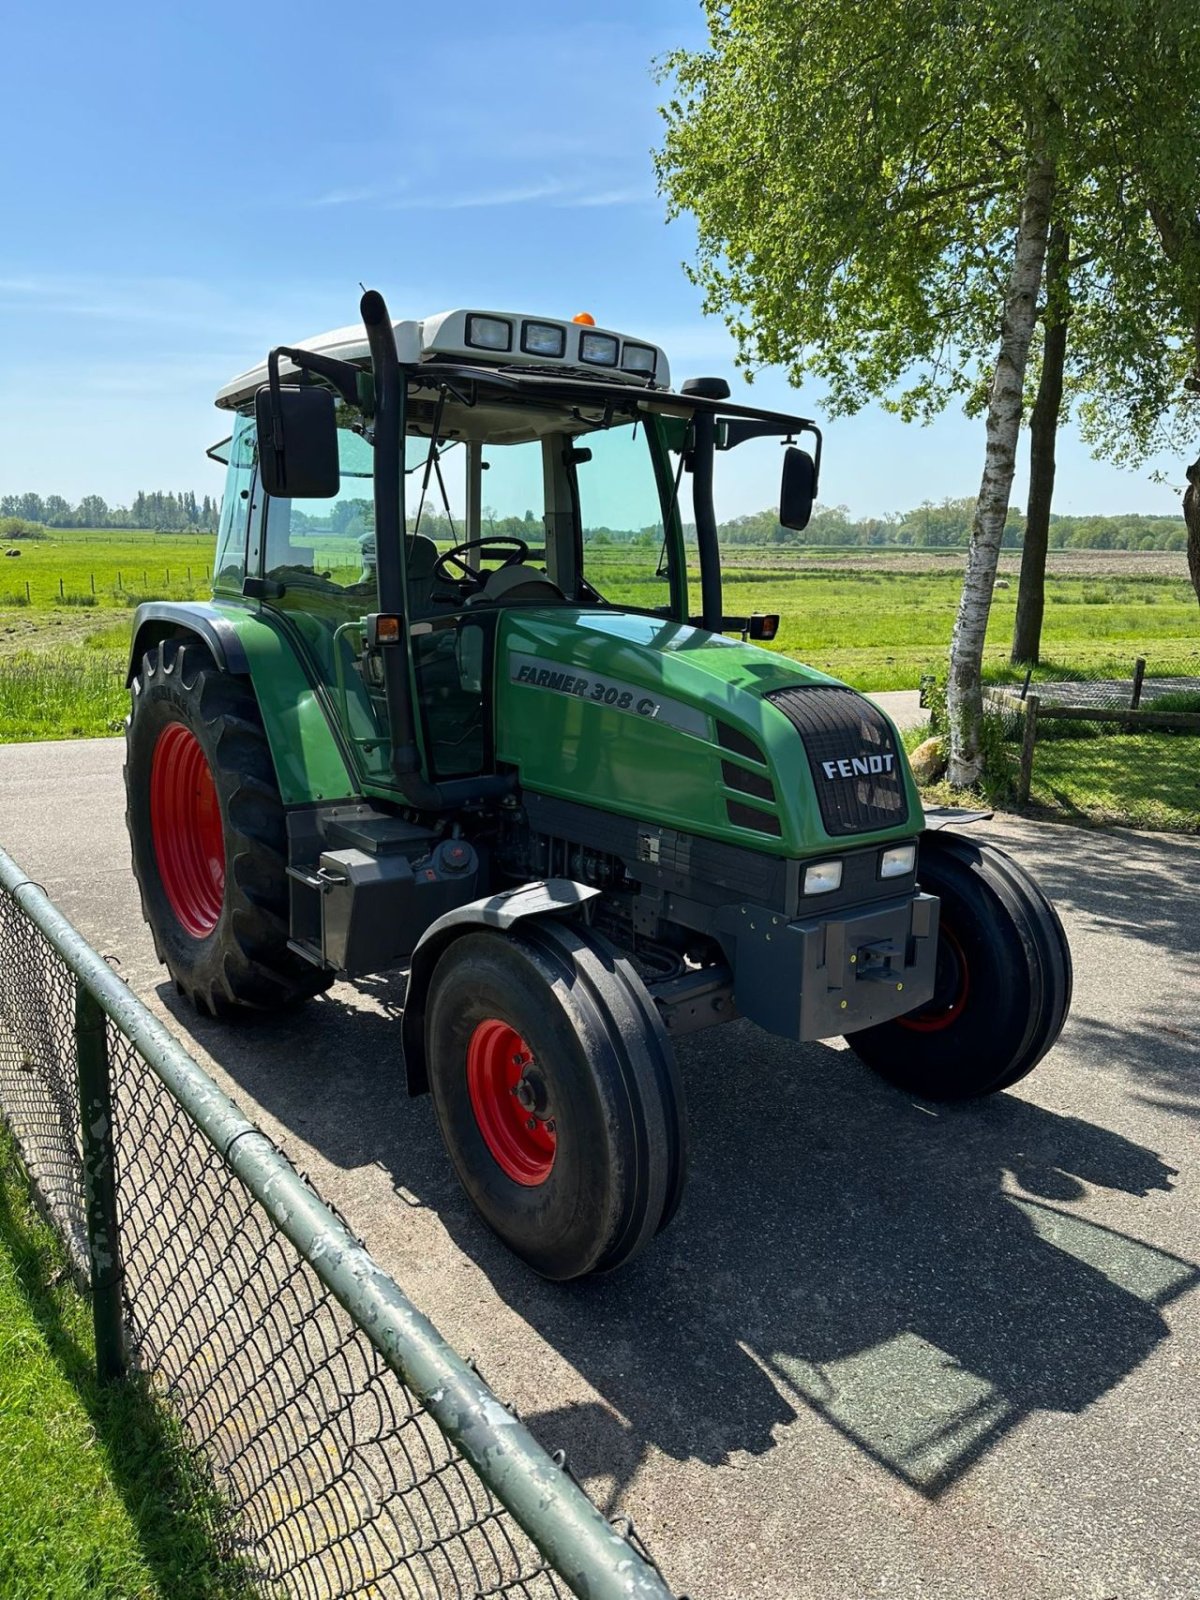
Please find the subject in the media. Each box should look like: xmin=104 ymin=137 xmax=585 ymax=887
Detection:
xmin=264 ymin=426 xmax=376 ymax=594
xmin=212 ymin=415 xmax=256 ymax=593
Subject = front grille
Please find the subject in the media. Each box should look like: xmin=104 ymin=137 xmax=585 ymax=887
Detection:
xmin=765 ymin=685 xmax=908 ymax=837
xmin=717 ymin=721 xmax=767 ymax=764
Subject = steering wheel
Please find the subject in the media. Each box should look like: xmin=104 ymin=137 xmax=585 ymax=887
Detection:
xmin=432 ymin=536 xmax=530 ymax=589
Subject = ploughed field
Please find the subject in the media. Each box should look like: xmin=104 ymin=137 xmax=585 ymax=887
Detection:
xmin=1 ymin=531 xmax=1197 ymax=742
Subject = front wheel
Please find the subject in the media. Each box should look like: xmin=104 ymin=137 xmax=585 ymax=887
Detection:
xmin=845 ymin=830 xmax=1072 ymax=1099
xmin=424 ymin=920 xmax=686 ymax=1279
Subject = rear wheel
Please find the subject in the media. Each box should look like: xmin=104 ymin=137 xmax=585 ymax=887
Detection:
xmin=846 ymin=831 xmax=1072 ymax=1099
xmin=125 ymin=637 xmax=333 ymax=1016
xmin=424 ymin=920 xmax=686 ymax=1279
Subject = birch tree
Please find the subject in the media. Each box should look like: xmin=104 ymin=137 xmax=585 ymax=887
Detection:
xmin=656 ymin=0 xmax=1200 ymax=785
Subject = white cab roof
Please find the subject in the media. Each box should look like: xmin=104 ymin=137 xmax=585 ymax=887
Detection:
xmin=214 ymin=309 xmax=669 ymax=410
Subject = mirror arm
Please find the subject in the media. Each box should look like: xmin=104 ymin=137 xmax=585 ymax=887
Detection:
xmin=268 ymin=347 xmax=362 ymax=411
xmin=719 ymin=415 xmax=823 ymax=486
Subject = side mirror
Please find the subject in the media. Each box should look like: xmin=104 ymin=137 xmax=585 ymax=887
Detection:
xmin=779 ymin=446 xmax=817 ymax=531
xmin=255 ymin=385 xmax=340 ymax=499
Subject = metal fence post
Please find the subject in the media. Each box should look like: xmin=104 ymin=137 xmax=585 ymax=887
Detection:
xmin=75 ymin=981 xmax=126 ymax=1382
xmin=1017 ymin=693 xmax=1040 ymax=805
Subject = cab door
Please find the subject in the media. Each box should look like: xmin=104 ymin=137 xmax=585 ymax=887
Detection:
xmin=246 ymin=419 xmax=395 ymax=789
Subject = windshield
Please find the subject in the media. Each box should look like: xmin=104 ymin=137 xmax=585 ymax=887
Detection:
xmin=401 ymin=385 xmax=686 ymax=617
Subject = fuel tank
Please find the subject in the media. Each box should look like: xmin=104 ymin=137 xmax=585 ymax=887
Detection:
xmin=493 ymin=610 xmax=922 ymax=856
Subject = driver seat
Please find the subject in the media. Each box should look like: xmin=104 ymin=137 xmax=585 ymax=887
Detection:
xmin=404 ymin=533 xmax=441 ymax=613
xmin=465 ymin=564 xmax=565 ymax=606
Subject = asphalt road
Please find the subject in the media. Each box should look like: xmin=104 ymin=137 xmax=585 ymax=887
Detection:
xmin=2 ymin=736 xmax=1198 ymax=1600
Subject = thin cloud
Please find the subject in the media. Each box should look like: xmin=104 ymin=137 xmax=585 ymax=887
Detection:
xmin=558 ymin=187 xmax=654 ymax=208
xmin=388 ymin=178 xmax=570 ymax=211
xmin=305 ymin=183 xmax=402 ymax=208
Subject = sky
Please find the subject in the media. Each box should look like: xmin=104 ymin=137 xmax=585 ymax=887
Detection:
xmin=0 ymin=0 xmax=1186 ymax=523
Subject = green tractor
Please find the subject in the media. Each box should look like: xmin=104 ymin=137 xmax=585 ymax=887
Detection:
xmin=124 ymin=291 xmax=1071 ymax=1279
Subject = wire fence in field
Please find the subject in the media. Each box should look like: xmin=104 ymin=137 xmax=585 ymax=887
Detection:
xmin=0 ymin=570 xmax=211 ymax=609
xmin=0 ymin=849 xmax=676 ymax=1600
xmin=993 ymin=648 xmax=1200 ymax=712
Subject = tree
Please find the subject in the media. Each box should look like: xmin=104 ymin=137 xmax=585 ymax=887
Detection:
xmin=657 ymin=0 xmax=1200 ymax=784
xmin=1012 ymin=220 xmax=1070 ymax=663
xmin=1063 ymin=9 xmax=1200 ymax=611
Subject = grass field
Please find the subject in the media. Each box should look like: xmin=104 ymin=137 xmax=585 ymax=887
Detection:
xmin=0 ymin=528 xmax=213 ymax=613
xmin=0 ymin=1130 xmax=252 ymax=1599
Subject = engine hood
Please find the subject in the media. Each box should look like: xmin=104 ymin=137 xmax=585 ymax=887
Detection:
xmin=493 ymin=609 xmax=920 ymax=855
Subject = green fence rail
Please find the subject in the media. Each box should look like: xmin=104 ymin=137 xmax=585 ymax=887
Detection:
xmin=0 ymin=844 xmax=677 ymax=1600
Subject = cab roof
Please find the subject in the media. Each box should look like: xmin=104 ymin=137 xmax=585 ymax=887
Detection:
xmin=214 ymin=309 xmax=671 ymax=411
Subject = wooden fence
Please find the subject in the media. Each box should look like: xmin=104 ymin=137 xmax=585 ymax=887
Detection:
xmin=987 ymin=663 xmax=1200 ymax=803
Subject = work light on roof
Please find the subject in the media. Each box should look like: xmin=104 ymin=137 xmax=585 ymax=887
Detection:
xmin=621 ymin=343 xmax=657 ymax=377
xmin=579 ymin=330 xmax=619 ymax=367
xmin=521 ymin=320 xmax=566 ymax=358
xmin=465 ymin=314 xmax=512 ymax=352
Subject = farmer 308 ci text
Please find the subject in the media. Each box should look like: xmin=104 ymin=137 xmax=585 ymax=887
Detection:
xmin=124 ymin=291 xmax=1072 ymax=1278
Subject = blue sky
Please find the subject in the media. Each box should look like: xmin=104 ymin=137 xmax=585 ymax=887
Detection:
xmin=0 ymin=0 xmax=1184 ymax=521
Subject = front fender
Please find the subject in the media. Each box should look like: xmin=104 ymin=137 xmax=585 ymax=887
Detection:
xmin=400 ymin=879 xmax=600 ymax=1096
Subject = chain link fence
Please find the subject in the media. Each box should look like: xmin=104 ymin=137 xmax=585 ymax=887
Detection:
xmin=994 ymin=648 xmax=1200 ymax=712
xmin=0 ymin=847 xmax=677 ymax=1600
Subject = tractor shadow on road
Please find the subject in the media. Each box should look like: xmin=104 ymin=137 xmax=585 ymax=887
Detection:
xmin=165 ymin=976 xmax=1199 ymax=1505
xmin=484 ymin=1028 xmax=1199 ymax=1501
xmin=976 ymin=821 xmax=1200 ymax=965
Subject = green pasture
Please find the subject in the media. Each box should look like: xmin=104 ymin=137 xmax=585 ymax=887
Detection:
xmin=0 ymin=528 xmax=212 ymax=612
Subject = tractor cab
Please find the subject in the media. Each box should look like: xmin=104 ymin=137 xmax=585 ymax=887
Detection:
xmin=209 ymin=300 xmax=819 ymax=798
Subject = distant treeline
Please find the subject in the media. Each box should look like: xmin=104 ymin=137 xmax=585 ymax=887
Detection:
xmin=4 ymin=488 xmax=1189 ymax=552
xmin=411 ymin=496 xmax=1192 ymax=552
xmin=712 ymin=497 xmax=1191 ymax=551
xmin=1 ymin=490 xmax=220 ymax=532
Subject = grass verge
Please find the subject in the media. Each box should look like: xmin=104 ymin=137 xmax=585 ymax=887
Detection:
xmin=0 ymin=1128 xmax=256 ymax=1599
xmin=1027 ymin=730 xmax=1200 ymax=833
xmin=0 ymin=646 xmax=127 ymax=741
xmin=905 ymin=712 xmax=1199 ymax=833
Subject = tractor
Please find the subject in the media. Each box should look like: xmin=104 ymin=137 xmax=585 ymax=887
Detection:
xmin=124 ymin=291 xmax=1072 ymax=1279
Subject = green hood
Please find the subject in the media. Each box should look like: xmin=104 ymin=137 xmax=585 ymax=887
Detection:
xmin=494 ymin=609 xmax=920 ymax=856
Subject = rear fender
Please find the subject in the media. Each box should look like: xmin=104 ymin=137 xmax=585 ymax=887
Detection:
xmin=126 ymin=601 xmax=251 ymax=682
xmin=400 ymin=880 xmax=600 ymax=1096
xmin=126 ymin=600 xmax=358 ymax=807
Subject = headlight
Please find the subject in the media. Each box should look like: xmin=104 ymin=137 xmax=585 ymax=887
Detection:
xmin=579 ymin=331 xmax=619 ymax=366
xmin=880 ymin=843 xmax=917 ymax=879
xmin=522 ymin=320 xmax=565 ymax=358
xmin=803 ymin=859 xmax=843 ymax=895
xmin=465 ymin=314 xmax=512 ymax=352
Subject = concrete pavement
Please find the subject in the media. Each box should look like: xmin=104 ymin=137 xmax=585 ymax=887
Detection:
xmin=1 ymin=736 xmax=1198 ymax=1599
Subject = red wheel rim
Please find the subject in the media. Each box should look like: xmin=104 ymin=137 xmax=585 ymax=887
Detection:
xmin=898 ymin=921 xmax=970 ymax=1033
xmin=150 ymin=722 xmax=225 ymax=939
xmin=466 ymin=1019 xmax=556 ymax=1186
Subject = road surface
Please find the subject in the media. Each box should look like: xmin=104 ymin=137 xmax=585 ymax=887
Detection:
xmin=1 ymin=736 xmax=1197 ymax=1600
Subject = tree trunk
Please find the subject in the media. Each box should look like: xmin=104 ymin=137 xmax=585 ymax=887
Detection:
xmin=947 ymin=151 xmax=1056 ymax=786
xmin=1012 ymin=220 xmax=1070 ymax=664
xmin=1143 ymin=200 xmax=1200 ymax=609
xmin=1185 ymin=457 xmax=1200 ymax=605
